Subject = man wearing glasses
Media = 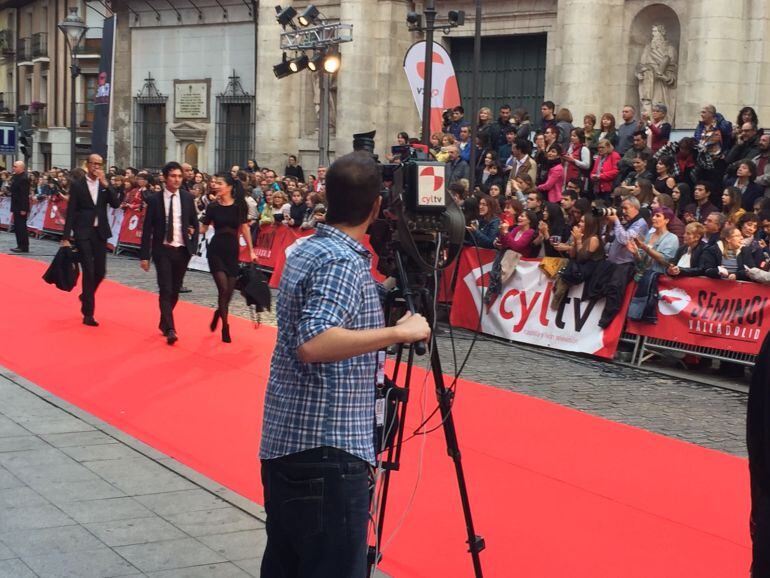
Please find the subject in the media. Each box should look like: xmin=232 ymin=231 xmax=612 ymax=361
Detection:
xmin=61 ymin=154 xmax=124 ymax=327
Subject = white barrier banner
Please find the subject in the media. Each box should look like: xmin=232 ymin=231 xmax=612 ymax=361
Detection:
xmin=106 ymin=207 xmax=124 ymax=249
xmin=449 ymin=251 xmax=630 ymax=359
xmin=188 ymin=228 xmax=214 ymax=273
xmin=27 ymin=199 xmax=48 ymax=231
xmin=0 ymin=197 xmax=11 ymax=227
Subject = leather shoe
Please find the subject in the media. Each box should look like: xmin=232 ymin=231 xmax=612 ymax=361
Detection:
xmin=166 ymin=330 xmax=178 ymax=345
xmin=179 ymin=286 xmax=192 ymax=293
xmin=10 ymin=247 xmax=28 ymax=253
xmin=83 ymin=316 xmax=99 ymax=327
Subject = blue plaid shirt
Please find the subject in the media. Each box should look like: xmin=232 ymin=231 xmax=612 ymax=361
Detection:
xmin=260 ymin=224 xmax=385 ymax=465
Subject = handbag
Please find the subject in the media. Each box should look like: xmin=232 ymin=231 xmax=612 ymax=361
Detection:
xmin=236 ymin=263 xmax=272 ymax=325
xmin=499 ymin=250 xmax=521 ymax=283
xmin=539 ymin=256 xmax=567 ymax=279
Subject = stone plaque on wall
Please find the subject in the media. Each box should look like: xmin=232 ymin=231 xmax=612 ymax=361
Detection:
xmin=173 ymin=79 xmax=211 ymax=121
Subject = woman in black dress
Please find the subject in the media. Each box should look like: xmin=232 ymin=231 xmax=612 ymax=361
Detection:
xmin=200 ymin=173 xmax=257 ymax=342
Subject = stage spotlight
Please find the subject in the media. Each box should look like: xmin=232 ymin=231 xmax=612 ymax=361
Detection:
xmin=307 ymin=51 xmax=324 ymax=71
xmin=275 ymin=5 xmax=297 ymax=28
xmin=289 ymin=54 xmax=309 ymax=72
xmin=448 ymin=10 xmax=465 ymax=27
xmin=298 ymin=4 xmax=320 ymax=26
xmin=323 ymin=47 xmax=341 ymax=73
xmin=273 ymin=53 xmax=293 ymax=78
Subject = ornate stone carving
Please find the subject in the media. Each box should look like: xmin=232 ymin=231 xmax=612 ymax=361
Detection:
xmin=636 ymin=24 xmax=678 ymax=122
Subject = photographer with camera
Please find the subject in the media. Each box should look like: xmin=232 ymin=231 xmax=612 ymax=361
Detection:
xmin=600 ymin=197 xmax=649 ymax=327
xmin=259 ymin=152 xmax=431 ymax=577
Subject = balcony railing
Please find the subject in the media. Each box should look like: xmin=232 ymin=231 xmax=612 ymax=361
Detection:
xmin=31 ymin=32 xmax=47 ymax=59
xmin=74 ymin=37 xmax=102 ymax=56
xmin=0 ymin=92 xmax=14 ymax=118
xmin=16 ymin=37 xmax=30 ymax=62
xmin=0 ymin=30 xmax=13 ymax=55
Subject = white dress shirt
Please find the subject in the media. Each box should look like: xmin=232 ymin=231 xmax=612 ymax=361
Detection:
xmin=86 ymin=176 xmax=100 ymax=226
xmin=163 ymin=189 xmax=184 ymax=247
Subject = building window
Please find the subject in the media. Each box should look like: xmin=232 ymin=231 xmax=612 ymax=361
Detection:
xmin=215 ymin=71 xmax=254 ymax=172
xmin=134 ymin=74 xmax=166 ymax=170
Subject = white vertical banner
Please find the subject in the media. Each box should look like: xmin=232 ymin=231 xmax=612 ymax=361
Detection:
xmin=403 ymin=41 xmax=462 ymax=134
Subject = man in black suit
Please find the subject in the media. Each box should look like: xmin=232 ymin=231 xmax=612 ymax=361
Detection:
xmin=61 ymin=154 xmax=124 ymax=326
xmin=10 ymin=161 xmax=30 ymax=253
xmin=139 ymin=161 xmax=198 ymax=345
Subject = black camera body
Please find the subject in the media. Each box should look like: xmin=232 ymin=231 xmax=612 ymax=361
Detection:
xmin=354 ymin=131 xmax=465 ymax=277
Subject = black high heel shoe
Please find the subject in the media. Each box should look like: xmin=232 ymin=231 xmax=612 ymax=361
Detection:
xmin=210 ymin=310 xmax=220 ymax=332
xmin=221 ymin=323 xmax=231 ymax=343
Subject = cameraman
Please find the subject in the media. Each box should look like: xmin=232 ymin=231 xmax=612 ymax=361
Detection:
xmin=259 ymin=152 xmax=431 ymax=577
xmin=601 ymin=197 xmax=649 ymax=327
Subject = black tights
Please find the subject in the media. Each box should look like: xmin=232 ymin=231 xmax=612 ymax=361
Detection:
xmin=213 ymin=271 xmax=237 ymax=326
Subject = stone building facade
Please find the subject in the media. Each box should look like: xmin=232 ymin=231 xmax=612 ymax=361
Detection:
xmin=2 ymin=0 xmax=770 ymax=173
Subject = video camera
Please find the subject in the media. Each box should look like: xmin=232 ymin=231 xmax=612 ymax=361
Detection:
xmin=353 ymin=131 xmax=465 ymax=277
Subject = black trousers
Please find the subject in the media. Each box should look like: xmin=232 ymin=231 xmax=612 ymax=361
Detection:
xmin=260 ymin=447 xmax=370 ymax=578
xmin=599 ymin=262 xmax=635 ymax=328
xmin=153 ymin=245 xmax=191 ymax=332
xmin=751 ymin=470 xmax=770 ymax=577
xmin=75 ymin=230 xmax=107 ymax=317
xmin=12 ymin=211 xmax=28 ymax=251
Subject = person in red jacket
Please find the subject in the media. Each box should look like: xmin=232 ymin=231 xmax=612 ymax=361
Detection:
xmin=590 ymin=139 xmax=621 ymax=203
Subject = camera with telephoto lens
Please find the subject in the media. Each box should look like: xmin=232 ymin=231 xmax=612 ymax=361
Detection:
xmin=353 ymin=131 xmax=465 ymax=278
xmin=592 ymin=206 xmax=618 ymax=218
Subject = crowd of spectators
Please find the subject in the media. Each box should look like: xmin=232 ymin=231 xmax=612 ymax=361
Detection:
xmin=0 ymin=157 xmax=328 ymax=244
xmin=423 ymin=101 xmax=770 ymax=334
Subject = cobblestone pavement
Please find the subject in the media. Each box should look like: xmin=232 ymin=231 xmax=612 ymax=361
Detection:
xmin=1 ymin=231 xmax=749 ymax=459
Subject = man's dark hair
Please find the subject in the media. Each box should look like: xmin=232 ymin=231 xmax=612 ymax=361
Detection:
xmin=567 ymin=178 xmax=584 ymax=193
xmin=500 ymin=104 xmax=511 ymax=112
xmin=127 ymin=167 xmax=138 ymax=175
xmin=452 ymin=106 xmax=464 ymax=114
xmin=695 ymin=180 xmax=711 ymax=192
xmin=564 ymin=189 xmax=579 ymax=201
xmin=633 ymin=130 xmax=647 ymax=140
xmin=325 ymin=152 xmax=381 ymax=226
xmin=541 ymin=101 xmax=555 ymax=112
xmin=162 ymin=161 xmax=183 ymax=177
xmin=635 ymin=151 xmax=653 ymax=162
xmin=513 ymin=138 xmax=532 ymax=155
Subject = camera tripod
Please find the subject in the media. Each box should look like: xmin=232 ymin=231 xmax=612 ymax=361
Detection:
xmin=367 ymin=251 xmax=485 ymax=577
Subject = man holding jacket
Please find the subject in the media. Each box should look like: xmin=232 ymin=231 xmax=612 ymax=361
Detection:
xmin=61 ymin=154 xmax=124 ymax=326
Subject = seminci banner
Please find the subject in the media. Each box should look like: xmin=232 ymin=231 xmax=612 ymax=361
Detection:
xmin=626 ymin=275 xmax=770 ymax=355
xmin=450 ymin=248 xmax=632 ymax=359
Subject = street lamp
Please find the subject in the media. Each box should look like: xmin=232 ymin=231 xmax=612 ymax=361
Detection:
xmin=58 ymin=6 xmax=88 ymax=169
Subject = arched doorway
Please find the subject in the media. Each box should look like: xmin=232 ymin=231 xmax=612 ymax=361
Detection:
xmin=184 ymin=143 xmax=198 ymax=168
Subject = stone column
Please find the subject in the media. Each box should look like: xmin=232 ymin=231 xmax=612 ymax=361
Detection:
xmin=336 ymin=0 xmax=419 ymax=159
xmin=254 ymin=2 xmax=303 ymax=170
xmin=679 ymin=0 xmax=743 ymax=127
xmin=552 ymin=0 xmax=625 ymax=121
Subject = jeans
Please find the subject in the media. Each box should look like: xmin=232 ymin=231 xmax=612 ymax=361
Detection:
xmin=260 ymin=447 xmax=371 ymax=578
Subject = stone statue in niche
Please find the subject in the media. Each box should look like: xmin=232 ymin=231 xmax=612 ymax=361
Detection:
xmin=636 ymin=24 xmax=678 ymax=123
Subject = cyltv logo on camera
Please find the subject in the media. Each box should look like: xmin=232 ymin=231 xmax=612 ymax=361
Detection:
xmin=417 ymin=165 xmax=446 ymax=208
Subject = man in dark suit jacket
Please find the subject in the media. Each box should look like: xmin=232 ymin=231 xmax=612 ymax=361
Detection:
xmin=139 ymin=161 xmax=198 ymax=345
xmin=61 ymin=154 xmax=124 ymax=326
xmin=10 ymin=161 xmax=30 ymax=253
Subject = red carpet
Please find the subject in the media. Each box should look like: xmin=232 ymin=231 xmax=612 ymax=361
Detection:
xmin=0 ymin=254 xmax=751 ymax=577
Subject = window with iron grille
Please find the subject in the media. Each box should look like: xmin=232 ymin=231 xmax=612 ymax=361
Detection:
xmin=133 ymin=74 xmax=166 ymax=171
xmin=215 ymin=72 xmax=254 ymax=172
